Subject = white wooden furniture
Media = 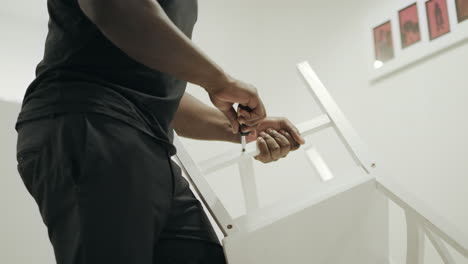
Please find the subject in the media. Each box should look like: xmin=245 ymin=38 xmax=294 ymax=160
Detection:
xmin=173 ymin=61 xmax=468 ymax=263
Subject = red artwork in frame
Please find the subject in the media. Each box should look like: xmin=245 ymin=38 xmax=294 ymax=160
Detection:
xmin=456 ymin=0 xmax=468 ymax=22
xmin=426 ymin=0 xmax=451 ymax=40
xmin=399 ymin=3 xmax=421 ymax=48
xmin=373 ymin=21 xmax=395 ymax=63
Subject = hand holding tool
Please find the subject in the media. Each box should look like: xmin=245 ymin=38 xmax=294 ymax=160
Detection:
xmin=237 ymin=104 xmax=252 ymax=152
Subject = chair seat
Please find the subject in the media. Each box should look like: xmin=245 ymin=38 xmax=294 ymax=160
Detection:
xmin=223 ymin=176 xmax=388 ymax=264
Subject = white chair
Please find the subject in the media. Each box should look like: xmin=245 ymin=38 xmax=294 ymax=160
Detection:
xmin=172 ymin=61 xmax=468 ymax=264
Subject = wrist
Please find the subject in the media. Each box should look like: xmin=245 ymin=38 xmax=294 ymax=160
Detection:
xmin=202 ymin=69 xmax=235 ymax=94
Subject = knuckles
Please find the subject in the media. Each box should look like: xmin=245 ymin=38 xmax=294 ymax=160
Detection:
xmin=270 ymin=145 xmax=280 ymax=152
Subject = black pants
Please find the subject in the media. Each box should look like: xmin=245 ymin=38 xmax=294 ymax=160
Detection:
xmin=16 ymin=112 xmax=226 ymax=264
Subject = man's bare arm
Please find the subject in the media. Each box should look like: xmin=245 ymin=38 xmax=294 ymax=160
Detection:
xmin=174 ymin=94 xmax=305 ymax=163
xmin=174 ymin=93 xmax=241 ymax=143
xmin=77 ymin=0 xmax=266 ymax=132
xmin=78 ymin=0 xmax=225 ymax=90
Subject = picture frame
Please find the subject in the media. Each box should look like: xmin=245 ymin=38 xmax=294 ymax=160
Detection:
xmin=373 ymin=21 xmax=395 ymax=63
xmin=399 ymin=3 xmax=422 ymax=48
xmin=368 ymin=0 xmax=468 ymax=81
xmin=426 ymin=0 xmax=451 ymax=40
xmin=455 ymin=0 xmax=468 ymax=22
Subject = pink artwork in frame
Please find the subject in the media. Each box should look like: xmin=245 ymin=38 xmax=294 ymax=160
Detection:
xmin=456 ymin=0 xmax=468 ymax=22
xmin=399 ymin=3 xmax=421 ymax=48
xmin=373 ymin=21 xmax=395 ymax=62
xmin=426 ymin=0 xmax=451 ymax=40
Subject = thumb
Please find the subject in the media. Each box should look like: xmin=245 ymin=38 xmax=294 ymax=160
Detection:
xmin=221 ymin=106 xmax=240 ymax=134
xmin=282 ymin=119 xmax=306 ymax=145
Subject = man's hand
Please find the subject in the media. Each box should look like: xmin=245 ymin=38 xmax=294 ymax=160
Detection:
xmin=243 ymin=117 xmax=306 ymax=163
xmin=207 ymin=77 xmax=266 ymax=135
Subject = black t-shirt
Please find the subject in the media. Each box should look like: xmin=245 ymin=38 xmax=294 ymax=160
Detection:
xmin=16 ymin=0 xmax=198 ymax=155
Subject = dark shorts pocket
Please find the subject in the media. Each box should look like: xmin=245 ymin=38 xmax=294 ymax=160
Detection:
xmin=16 ymin=113 xmax=88 ymax=197
xmin=16 ymin=147 xmax=42 ymax=197
xmin=16 ymin=116 xmax=55 ymax=197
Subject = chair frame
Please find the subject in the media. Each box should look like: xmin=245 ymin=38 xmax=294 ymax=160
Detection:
xmin=173 ymin=61 xmax=468 ymax=263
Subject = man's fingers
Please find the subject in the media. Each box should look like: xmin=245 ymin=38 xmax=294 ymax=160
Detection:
xmin=255 ymin=137 xmax=270 ymax=163
xmin=207 ymin=79 xmax=267 ymax=132
xmin=240 ymin=123 xmax=258 ymax=133
xmin=238 ymin=116 xmax=262 ymax=127
xmin=279 ymin=129 xmax=300 ymax=151
xmin=239 ymin=109 xmax=252 ymax=119
xmin=283 ymin=119 xmax=305 ymax=145
xmin=244 ymin=96 xmax=266 ymax=122
xmin=222 ymin=106 xmax=240 ymax=134
xmin=261 ymin=132 xmax=281 ymax=161
xmin=250 ymin=106 xmax=266 ymax=121
xmin=239 ymin=108 xmax=265 ymax=125
xmin=266 ymin=128 xmax=290 ymax=157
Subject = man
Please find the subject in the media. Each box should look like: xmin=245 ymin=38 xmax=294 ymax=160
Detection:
xmin=15 ymin=0 xmax=305 ymax=263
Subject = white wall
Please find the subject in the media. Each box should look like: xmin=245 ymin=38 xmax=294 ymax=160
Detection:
xmin=0 ymin=3 xmax=54 ymax=263
xmin=1 ymin=0 xmax=467 ymax=263
xmin=0 ymin=1 xmax=48 ymax=102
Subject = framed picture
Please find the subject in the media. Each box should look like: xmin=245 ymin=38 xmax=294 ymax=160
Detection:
xmin=369 ymin=0 xmax=468 ymax=80
xmin=426 ymin=0 xmax=451 ymax=40
xmin=373 ymin=21 xmax=395 ymax=63
xmin=456 ymin=0 xmax=468 ymax=22
xmin=399 ymin=3 xmax=421 ymax=48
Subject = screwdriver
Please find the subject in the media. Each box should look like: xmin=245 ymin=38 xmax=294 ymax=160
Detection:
xmin=237 ymin=104 xmax=252 ymax=152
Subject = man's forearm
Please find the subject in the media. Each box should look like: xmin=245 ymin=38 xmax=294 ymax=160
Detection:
xmin=174 ymin=93 xmax=241 ymax=143
xmin=78 ymin=0 xmax=230 ymax=91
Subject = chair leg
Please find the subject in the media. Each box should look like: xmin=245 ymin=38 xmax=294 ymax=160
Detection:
xmin=405 ymin=211 xmax=425 ymax=264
